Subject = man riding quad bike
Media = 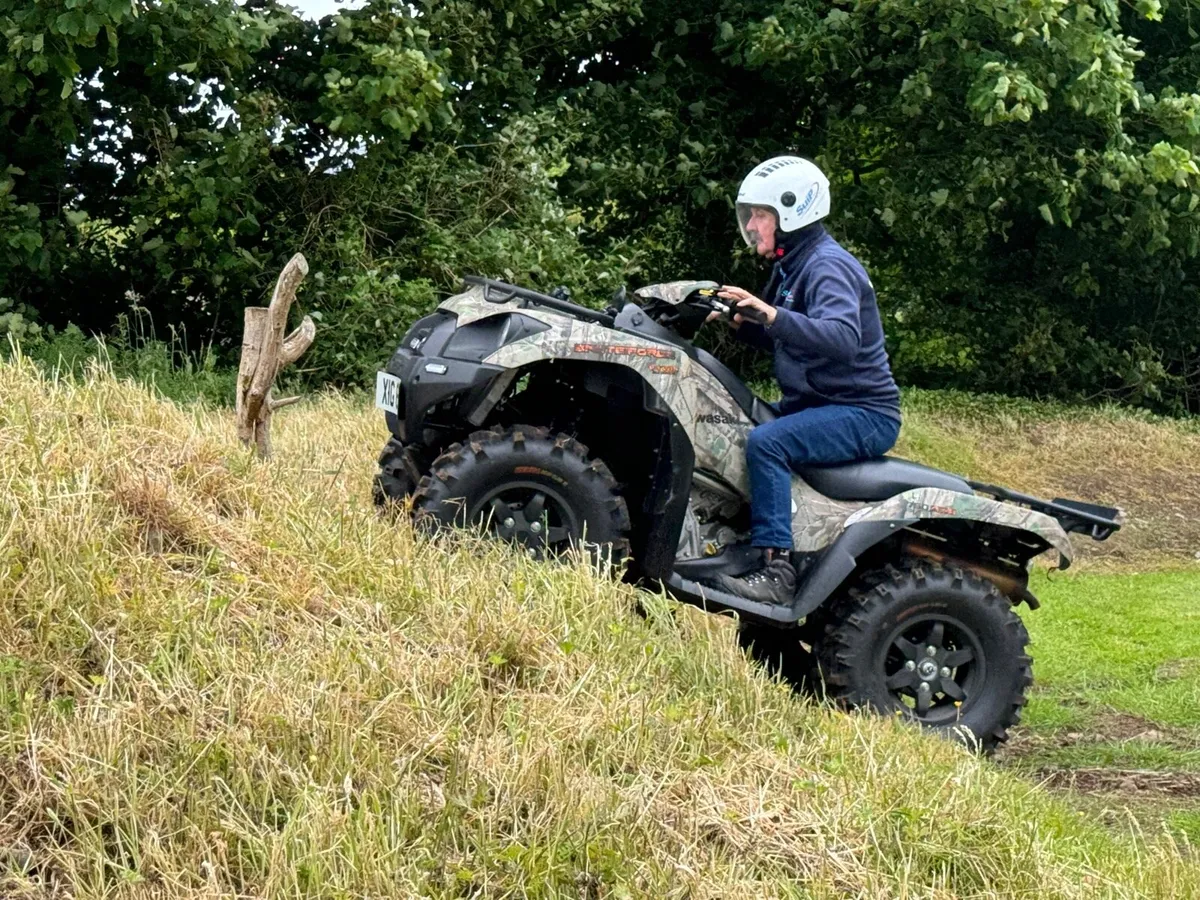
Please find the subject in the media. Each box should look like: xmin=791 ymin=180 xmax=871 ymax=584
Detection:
xmin=371 ymin=157 xmax=1124 ymax=752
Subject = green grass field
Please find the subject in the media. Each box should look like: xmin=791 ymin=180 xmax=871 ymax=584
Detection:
xmin=1003 ymin=571 xmax=1200 ymax=843
xmin=3 ymin=350 xmax=1200 ymax=897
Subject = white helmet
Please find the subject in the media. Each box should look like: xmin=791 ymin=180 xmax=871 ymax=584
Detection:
xmin=735 ymin=155 xmax=830 ymax=247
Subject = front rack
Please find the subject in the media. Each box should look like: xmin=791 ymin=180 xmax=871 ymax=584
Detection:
xmin=462 ymin=275 xmax=615 ymax=327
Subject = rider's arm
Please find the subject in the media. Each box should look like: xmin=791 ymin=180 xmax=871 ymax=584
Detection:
xmin=767 ymin=257 xmax=862 ymax=363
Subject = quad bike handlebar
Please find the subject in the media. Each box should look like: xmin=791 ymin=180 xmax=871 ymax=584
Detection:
xmin=463 ymin=275 xmax=769 ymax=338
xmin=695 ymin=288 xmax=771 ymax=325
xmin=632 ymin=286 xmax=769 ymax=340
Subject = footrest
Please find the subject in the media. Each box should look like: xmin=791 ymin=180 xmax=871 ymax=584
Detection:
xmin=665 ymin=573 xmax=802 ymax=625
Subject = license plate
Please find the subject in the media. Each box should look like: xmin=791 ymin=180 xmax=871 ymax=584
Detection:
xmin=375 ymin=371 xmax=401 ymax=414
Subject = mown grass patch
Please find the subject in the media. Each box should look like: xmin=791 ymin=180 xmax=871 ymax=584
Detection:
xmin=1022 ymin=571 xmax=1200 ymax=731
xmin=1004 ymin=570 xmax=1200 ymax=845
xmin=1 ymin=352 xmax=1197 ymax=897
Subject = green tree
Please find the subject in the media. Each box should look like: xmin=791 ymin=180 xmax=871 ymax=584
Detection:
xmin=536 ymin=0 xmax=1200 ymax=409
xmin=5 ymin=0 xmax=1200 ymax=410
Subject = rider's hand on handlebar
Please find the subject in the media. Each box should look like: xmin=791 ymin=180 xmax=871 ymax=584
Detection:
xmin=718 ymin=286 xmax=776 ymax=327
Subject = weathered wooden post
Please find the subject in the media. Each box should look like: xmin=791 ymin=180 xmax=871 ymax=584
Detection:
xmin=235 ymin=253 xmax=316 ymax=458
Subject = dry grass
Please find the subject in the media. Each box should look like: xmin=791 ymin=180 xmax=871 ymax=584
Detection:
xmin=1 ymin=353 xmax=1198 ymax=898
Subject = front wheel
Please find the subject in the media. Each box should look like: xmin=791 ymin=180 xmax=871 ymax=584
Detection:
xmin=411 ymin=424 xmax=631 ymax=567
xmin=813 ymin=560 xmax=1032 ymax=753
xmin=373 ymin=437 xmax=420 ymax=508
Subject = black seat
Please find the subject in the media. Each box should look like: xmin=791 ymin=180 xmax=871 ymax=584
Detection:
xmin=798 ymin=456 xmax=971 ymax=502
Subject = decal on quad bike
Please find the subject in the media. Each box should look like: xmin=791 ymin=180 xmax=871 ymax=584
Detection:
xmin=440 ymin=287 xmax=756 ymax=492
xmin=571 ymin=342 xmax=675 ymax=359
xmin=845 ymin=487 xmax=1075 ymax=565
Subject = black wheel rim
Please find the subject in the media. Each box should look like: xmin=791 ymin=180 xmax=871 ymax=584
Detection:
xmin=468 ymin=481 xmax=580 ymax=559
xmin=878 ymin=615 xmax=986 ymax=725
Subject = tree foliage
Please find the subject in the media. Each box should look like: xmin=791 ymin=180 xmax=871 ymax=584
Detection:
xmin=3 ymin=0 xmax=1200 ymax=410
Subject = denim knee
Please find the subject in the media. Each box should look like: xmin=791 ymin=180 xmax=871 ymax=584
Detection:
xmin=745 ymin=422 xmax=783 ymax=465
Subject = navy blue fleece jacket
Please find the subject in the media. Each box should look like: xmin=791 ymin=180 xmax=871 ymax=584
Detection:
xmin=736 ymin=224 xmax=901 ymax=422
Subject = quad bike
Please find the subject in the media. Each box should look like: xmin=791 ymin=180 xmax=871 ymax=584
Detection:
xmin=372 ymin=275 xmax=1124 ymax=751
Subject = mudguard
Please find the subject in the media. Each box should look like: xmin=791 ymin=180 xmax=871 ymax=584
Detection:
xmin=842 ymin=487 xmax=1075 ymax=566
xmin=785 ymin=489 xmax=1074 ymax=620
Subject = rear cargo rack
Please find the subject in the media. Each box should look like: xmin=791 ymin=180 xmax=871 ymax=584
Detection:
xmin=463 ymin=275 xmax=615 ymax=326
xmin=967 ymin=480 xmax=1124 ymax=541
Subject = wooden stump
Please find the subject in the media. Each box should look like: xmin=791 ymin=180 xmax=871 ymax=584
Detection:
xmin=235 ymin=253 xmax=315 ymax=458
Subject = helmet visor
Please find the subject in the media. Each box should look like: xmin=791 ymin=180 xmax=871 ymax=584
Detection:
xmin=736 ymin=202 xmax=776 ymax=247
xmin=736 ymin=202 xmax=756 ymax=247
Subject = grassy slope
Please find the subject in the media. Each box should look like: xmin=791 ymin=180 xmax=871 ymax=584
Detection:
xmin=1 ymin=355 xmax=1198 ymax=898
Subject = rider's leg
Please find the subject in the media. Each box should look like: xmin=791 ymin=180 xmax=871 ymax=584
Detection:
xmin=711 ymin=405 xmax=900 ymax=605
xmin=748 ymin=404 xmax=900 ymax=552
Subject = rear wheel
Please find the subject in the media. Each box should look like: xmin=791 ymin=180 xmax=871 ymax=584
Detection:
xmin=813 ymin=560 xmax=1032 ymax=753
xmin=412 ymin=424 xmax=631 ymax=566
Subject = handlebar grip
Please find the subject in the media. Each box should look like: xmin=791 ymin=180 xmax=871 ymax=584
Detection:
xmin=734 ymin=303 xmax=769 ymax=325
xmin=715 ymin=299 xmax=768 ymax=324
xmin=699 ymin=290 xmax=770 ymax=325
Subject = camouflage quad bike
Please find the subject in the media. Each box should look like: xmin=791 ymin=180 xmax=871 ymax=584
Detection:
xmin=373 ymin=276 xmax=1124 ymax=751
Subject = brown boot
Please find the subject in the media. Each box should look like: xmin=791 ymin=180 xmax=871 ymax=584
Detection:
xmin=709 ymin=549 xmax=797 ymax=606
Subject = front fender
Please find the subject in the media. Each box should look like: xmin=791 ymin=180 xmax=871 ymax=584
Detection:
xmin=478 ymin=310 xmax=755 ymax=493
xmin=842 ymin=487 xmax=1075 ymax=568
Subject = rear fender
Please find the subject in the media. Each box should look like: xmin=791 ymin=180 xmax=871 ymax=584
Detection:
xmin=792 ymin=487 xmax=1073 ymax=620
xmin=842 ymin=487 xmax=1074 ymax=568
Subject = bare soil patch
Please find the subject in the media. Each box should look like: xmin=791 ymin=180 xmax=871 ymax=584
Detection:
xmin=1006 ymin=710 xmax=1198 ymax=757
xmin=1035 ymin=767 xmax=1200 ymax=798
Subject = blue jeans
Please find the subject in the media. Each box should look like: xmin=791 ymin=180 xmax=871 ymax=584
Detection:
xmin=747 ymin=404 xmax=900 ymax=549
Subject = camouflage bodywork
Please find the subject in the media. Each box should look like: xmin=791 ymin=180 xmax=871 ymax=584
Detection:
xmin=437 ymin=288 xmax=755 ymax=490
xmin=844 ymin=488 xmax=1075 ymax=566
xmin=446 ymin=284 xmax=532 ymax=327
xmin=436 ymin=287 xmax=1076 ymax=565
xmin=790 ymin=477 xmax=867 ymax=552
xmin=633 ymin=280 xmax=721 ymax=304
